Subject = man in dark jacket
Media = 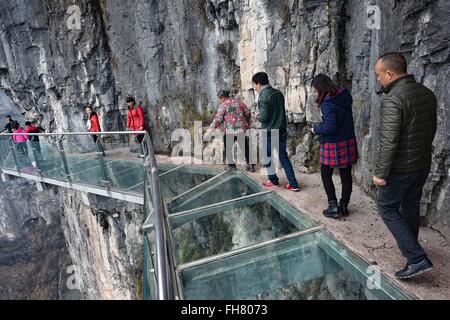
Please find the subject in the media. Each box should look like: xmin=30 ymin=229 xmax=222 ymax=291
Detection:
xmin=252 ymin=72 xmax=300 ymax=191
xmin=1 ymin=115 xmax=18 ymax=133
xmin=373 ymin=52 xmax=437 ymax=279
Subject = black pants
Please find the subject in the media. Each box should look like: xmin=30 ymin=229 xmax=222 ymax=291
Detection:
xmin=136 ymin=133 xmax=148 ymax=156
xmin=92 ymin=134 xmax=104 ymax=154
xmin=320 ymin=164 xmax=353 ymax=203
xmin=377 ymin=167 xmax=430 ymax=264
xmin=224 ymin=134 xmax=250 ymax=165
xmin=136 ymin=134 xmax=145 ymax=144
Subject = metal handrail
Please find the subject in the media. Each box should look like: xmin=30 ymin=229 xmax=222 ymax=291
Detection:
xmin=0 ymin=130 xmax=147 ymax=136
xmin=142 ymin=131 xmax=175 ymax=300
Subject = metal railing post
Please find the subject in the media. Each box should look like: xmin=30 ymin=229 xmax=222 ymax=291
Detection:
xmin=149 ymin=166 xmax=170 ymax=300
xmin=140 ymin=132 xmax=149 ymax=158
xmin=142 ymin=129 xmax=176 ymax=300
xmin=144 ymin=132 xmax=155 ymax=166
xmin=57 ymin=139 xmax=72 ymax=182
xmin=95 ymin=136 xmax=111 ymax=189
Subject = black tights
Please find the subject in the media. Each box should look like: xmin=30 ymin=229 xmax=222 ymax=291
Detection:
xmin=320 ymin=164 xmax=353 ymax=203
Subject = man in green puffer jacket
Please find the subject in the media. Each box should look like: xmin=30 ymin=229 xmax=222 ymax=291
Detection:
xmin=373 ymin=52 xmax=437 ymax=280
xmin=252 ymin=72 xmax=299 ymax=191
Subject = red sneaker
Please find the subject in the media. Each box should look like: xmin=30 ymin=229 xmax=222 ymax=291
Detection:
xmin=263 ymin=180 xmax=279 ymax=188
xmin=285 ymin=184 xmax=300 ymax=192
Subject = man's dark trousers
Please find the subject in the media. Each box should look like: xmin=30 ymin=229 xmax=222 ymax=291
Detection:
xmin=377 ymin=166 xmax=430 ymax=264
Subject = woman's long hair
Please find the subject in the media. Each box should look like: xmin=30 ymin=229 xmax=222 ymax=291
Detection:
xmin=312 ymin=74 xmax=338 ymax=105
xmin=85 ymin=105 xmax=98 ymax=119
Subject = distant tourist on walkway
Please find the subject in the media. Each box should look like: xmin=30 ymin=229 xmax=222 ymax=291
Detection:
xmin=85 ymin=105 xmax=105 ymax=156
xmin=373 ymin=52 xmax=437 ymax=279
xmin=12 ymin=122 xmax=28 ymax=155
xmin=1 ymin=115 xmax=19 ymax=134
xmin=210 ymin=89 xmax=255 ymax=172
xmin=252 ymin=72 xmax=300 ymax=192
xmin=311 ymin=74 xmax=358 ymax=219
xmin=126 ymin=97 xmax=146 ymax=155
xmin=24 ymin=121 xmax=44 ymax=155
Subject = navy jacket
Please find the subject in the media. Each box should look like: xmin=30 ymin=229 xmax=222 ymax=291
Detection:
xmin=313 ymin=88 xmax=356 ymax=143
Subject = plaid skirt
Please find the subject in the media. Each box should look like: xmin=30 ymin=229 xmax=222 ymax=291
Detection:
xmin=320 ymin=137 xmax=359 ymax=167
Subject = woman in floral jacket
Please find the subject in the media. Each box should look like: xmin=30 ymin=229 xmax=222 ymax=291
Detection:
xmin=210 ymin=89 xmax=255 ymax=171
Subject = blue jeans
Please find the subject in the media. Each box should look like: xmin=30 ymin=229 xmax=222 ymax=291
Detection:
xmin=377 ymin=167 xmax=430 ymax=264
xmin=262 ymin=131 xmax=299 ymax=188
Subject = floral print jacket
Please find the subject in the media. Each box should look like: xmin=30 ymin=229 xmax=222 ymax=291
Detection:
xmin=210 ymin=98 xmax=251 ymax=134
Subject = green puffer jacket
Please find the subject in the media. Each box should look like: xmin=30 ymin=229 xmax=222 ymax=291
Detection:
xmin=257 ymin=86 xmax=286 ymax=132
xmin=375 ymin=75 xmax=437 ymax=179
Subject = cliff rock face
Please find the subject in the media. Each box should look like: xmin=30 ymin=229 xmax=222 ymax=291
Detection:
xmin=0 ymin=177 xmax=144 ymax=299
xmin=60 ymin=191 xmax=144 ymax=299
xmin=0 ymin=179 xmax=75 ymax=299
xmin=0 ymin=0 xmax=449 ymax=298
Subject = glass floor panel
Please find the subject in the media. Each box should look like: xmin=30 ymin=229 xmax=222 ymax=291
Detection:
xmin=178 ymin=231 xmax=412 ymax=300
xmin=66 ymin=156 xmax=105 ymax=187
xmin=0 ymin=147 xmax=68 ymax=180
xmin=105 ymin=160 xmax=144 ymax=190
xmin=171 ymin=199 xmax=310 ymax=265
xmin=12 ymin=152 xmax=32 ymax=168
xmin=0 ymin=137 xmax=413 ymax=300
xmin=168 ymin=173 xmax=258 ymax=213
xmin=39 ymin=163 xmax=67 ymax=180
xmin=1 ymin=149 xmax=30 ymax=169
xmin=38 ymin=149 xmax=68 ymax=180
xmin=160 ymin=168 xmax=215 ymax=202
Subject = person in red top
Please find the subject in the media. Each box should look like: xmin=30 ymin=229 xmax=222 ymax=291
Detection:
xmin=126 ymin=97 xmax=147 ymax=155
xmin=24 ymin=121 xmax=44 ymax=154
xmin=85 ymin=105 xmax=105 ymax=155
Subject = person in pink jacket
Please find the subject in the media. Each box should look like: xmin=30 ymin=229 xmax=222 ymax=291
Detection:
xmin=12 ymin=122 xmax=28 ymax=155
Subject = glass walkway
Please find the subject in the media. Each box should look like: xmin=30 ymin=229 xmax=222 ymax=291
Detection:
xmin=0 ymin=132 xmax=413 ymax=300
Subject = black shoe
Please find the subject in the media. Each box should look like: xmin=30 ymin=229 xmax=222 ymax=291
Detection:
xmin=323 ymin=200 xmax=339 ymax=219
xmin=246 ymin=164 xmax=256 ymax=172
xmin=395 ymin=257 xmax=433 ymax=279
xmin=225 ymin=164 xmax=237 ymax=171
xmin=339 ymin=200 xmax=349 ymax=217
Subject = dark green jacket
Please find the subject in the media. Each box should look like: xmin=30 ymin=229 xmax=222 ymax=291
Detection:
xmin=258 ymin=86 xmax=286 ymax=132
xmin=375 ymin=75 xmax=437 ymax=179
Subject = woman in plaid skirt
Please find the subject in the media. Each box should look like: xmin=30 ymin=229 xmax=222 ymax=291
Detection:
xmin=311 ymin=74 xmax=358 ymax=219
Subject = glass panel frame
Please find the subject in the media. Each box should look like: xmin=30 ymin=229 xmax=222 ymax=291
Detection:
xmin=177 ymin=230 xmax=413 ymax=300
xmin=168 ymin=171 xmax=261 ymax=213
